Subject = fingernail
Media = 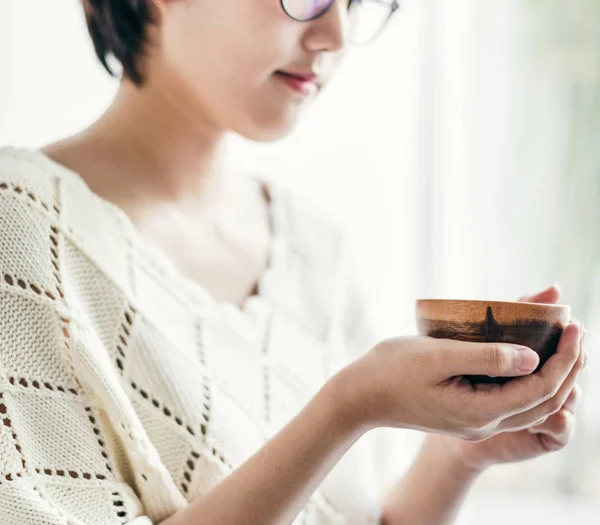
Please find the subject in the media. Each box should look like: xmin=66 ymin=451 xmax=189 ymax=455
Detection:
xmin=517 ymin=347 xmax=539 ymax=373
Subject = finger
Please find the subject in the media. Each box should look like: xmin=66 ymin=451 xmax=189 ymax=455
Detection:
xmin=433 ymin=338 xmax=540 ymax=379
xmin=561 ymin=384 xmax=582 ymax=414
xmin=502 ymin=380 xmax=581 ymax=432
xmin=527 ymin=410 xmax=576 ymax=451
xmin=519 ymin=284 xmax=561 ymax=305
xmin=496 ymin=324 xmax=584 ymax=428
xmin=530 ymin=416 xmax=548 ymax=427
xmin=476 ymin=322 xmax=582 ymax=420
xmin=528 ymin=410 xmax=573 ymax=436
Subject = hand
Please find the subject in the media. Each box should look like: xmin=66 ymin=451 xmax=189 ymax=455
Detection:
xmin=425 ymin=284 xmax=588 ymax=472
xmin=338 ymin=285 xmax=584 ymax=442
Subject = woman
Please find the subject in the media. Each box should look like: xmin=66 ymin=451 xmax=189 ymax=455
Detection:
xmin=0 ymin=1 xmax=587 ymax=524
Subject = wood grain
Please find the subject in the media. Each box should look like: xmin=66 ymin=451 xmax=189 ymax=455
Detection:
xmin=416 ymin=299 xmax=571 ymax=384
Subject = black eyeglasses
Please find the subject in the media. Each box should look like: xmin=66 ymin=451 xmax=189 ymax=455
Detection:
xmin=281 ymin=0 xmax=401 ymax=46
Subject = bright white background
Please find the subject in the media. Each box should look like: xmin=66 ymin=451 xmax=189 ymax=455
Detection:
xmin=1 ymin=0 xmax=599 ymax=523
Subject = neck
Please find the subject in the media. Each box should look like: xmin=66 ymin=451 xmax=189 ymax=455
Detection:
xmin=75 ymin=79 xmax=233 ymax=202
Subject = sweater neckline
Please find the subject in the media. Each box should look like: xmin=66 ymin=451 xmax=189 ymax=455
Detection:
xmin=3 ymin=146 xmax=287 ymax=317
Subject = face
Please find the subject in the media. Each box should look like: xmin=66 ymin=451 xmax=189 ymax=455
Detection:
xmin=146 ymin=0 xmax=350 ymax=142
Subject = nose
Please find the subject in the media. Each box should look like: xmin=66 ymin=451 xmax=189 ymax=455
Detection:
xmin=301 ymin=0 xmax=348 ymax=53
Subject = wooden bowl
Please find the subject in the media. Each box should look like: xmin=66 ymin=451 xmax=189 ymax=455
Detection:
xmin=416 ymin=299 xmax=571 ymax=383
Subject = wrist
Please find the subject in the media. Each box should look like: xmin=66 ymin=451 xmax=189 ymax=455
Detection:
xmin=324 ymin=363 xmax=377 ymax=439
xmin=421 ymin=434 xmax=487 ymax=480
xmin=382 ymin=434 xmax=483 ymax=524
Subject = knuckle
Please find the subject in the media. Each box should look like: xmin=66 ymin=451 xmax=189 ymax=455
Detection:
xmin=484 ymin=345 xmax=507 ymax=377
xmin=554 ymin=410 xmax=571 ymax=430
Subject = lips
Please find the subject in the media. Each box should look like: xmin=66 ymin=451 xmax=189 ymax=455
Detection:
xmin=274 ymin=69 xmax=322 ymax=96
xmin=276 ymin=70 xmax=322 ymax=87
xmin=277 ymin=71 xmax=318 ymax=82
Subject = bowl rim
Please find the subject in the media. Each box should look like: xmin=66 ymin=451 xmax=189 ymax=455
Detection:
xmin=415 ymin=298 xmax=570 ymax=310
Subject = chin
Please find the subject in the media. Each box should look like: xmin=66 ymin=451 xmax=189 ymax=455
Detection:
xmin=222 ymin=81 xmax=319 ymax=142
xmin=233 ymin=113 xmax=304 ymax=143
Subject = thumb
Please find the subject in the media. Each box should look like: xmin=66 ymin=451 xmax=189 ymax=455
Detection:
xmin=435 ymin=340 xmax=540 ymax=379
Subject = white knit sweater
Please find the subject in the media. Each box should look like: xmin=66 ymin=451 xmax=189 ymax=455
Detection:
xmin=0 ymin=147 xmax=390 ymax=525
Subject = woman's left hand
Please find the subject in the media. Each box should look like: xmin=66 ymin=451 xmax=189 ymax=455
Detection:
xmin=382 ymin=285 xmax=586 ymax=524
xmin=428 ymin=285 xmax=587 ymax=473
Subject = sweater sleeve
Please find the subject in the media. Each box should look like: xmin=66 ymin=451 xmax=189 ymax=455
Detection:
xmin=0 ymin=169 xmax=153 ymax=524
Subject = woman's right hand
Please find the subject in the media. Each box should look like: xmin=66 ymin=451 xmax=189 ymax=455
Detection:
xmin=338 ymin=322 xmax=584 ymax=441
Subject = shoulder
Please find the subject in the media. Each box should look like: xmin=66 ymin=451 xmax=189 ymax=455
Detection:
xmin=0 ymin=146 xmax=68 ymax=298
xmin=0 ymin=146 xmax=62 ymax=212
xmin=0 ymin=146 xmax=132 ymax=300
xmin=0 ymin=145 xmax=108 ymax=222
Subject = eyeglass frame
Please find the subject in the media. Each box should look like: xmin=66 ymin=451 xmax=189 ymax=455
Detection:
xmin=280 ymin=0 xmax=401 ymax=45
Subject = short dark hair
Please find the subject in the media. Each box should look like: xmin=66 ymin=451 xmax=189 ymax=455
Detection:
xmin=83 ymin=0 xmax=155 ymax=85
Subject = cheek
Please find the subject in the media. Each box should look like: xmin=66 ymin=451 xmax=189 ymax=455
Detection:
xmin=160 ymin=1 xmax=291 ymax=99
xmin=154 ymin=0 xmax=310 ymax=139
